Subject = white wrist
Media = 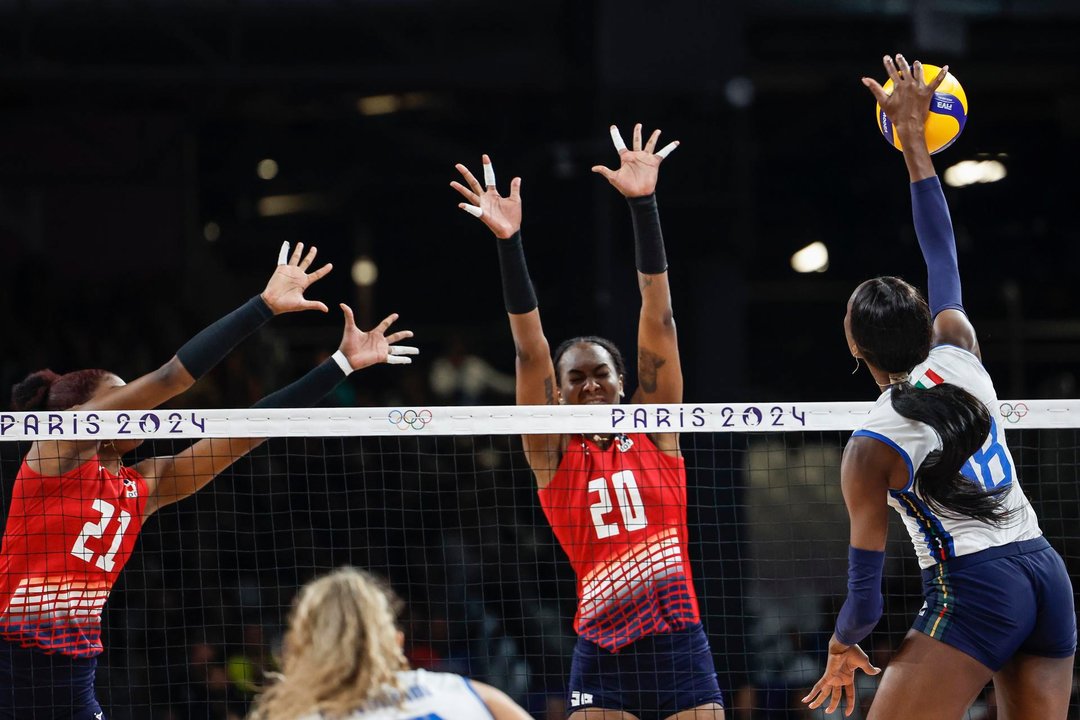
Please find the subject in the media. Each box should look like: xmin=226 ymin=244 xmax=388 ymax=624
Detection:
xmin=331 ymin=350 xmax=354 ymax=376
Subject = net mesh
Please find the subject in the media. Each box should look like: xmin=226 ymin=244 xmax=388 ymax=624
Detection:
xmin=0 ymin=404 xmax=1077 ymax=719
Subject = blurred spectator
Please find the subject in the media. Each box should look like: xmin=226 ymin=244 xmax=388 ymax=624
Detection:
xmin=429 ymin=337 xmax=515 ymax=405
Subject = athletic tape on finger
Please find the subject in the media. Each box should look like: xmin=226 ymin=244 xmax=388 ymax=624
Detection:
xmin=386 ymin=355 xmax=412 ymax=365
xmin=388 ymin=345 xmax=420 ymax=356
xmin=610 ymin=125 xmax=628 ymax=153
xmin=656 ymin=141 xmax=679 ymax=159
xmin=462 ymin=204 xmax=483 ymax=218
xmin=483 ymin=162 xmax=496 ymax=188
xmin=277 ymin=241 xmax=290 ymax=265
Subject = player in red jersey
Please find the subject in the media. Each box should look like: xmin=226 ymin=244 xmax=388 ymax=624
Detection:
xmin=452 ymin=125 xmax=724 ymax=720
xmin=0 ymin=243 xmax=417 ymax=720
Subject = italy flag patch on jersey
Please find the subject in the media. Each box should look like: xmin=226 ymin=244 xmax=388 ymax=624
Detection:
xmin=914 ymin=368 xmax=945 ymax=389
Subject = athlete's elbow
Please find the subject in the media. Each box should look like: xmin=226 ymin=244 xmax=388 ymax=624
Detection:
xmin=159 ymin=356 xmax=197 ymax=395
xmin=514 ymin=337 xmax=551 ymax=365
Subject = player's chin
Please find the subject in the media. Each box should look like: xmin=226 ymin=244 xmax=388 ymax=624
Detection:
xmin=114 ymin=438 xmax=145 ymax=455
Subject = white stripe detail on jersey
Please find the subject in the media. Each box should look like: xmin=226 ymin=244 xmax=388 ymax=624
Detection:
xmin=578 ymin=528 xmax=684 ymax=620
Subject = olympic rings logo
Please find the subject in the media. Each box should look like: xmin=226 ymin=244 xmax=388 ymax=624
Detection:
xmin=388 ymin=409 xmax=432 ymax=431
xmin=999 ymin=402 xmax=1029 ymax=424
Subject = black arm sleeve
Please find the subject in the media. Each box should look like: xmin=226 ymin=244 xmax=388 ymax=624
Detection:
xmin=176 ymin=296 xmax=274 ymax=379
xmin=252 ymin=359 xmax=347 ymax=409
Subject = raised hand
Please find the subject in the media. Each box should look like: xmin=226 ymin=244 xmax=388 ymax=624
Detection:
xmin=862 ymin=54 xmax=949 ymax=137
xmin=261 ymin=242 xmax=334 ymax=315
xmin=337 ymin=304 xmax=418 ymax=371
xmin=592 ymin=123 xmax=679 ymax=198
xmin=802 ymin=638 xmax=881 ymax=716
xmin=451 ymin=155 xmax=522 ymax=240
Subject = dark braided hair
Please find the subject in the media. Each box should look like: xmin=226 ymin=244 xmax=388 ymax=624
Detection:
xmin=552 ymin=336 xmax=626 ymax=383
xmin=11 ymin=369 xmax=111 ymax=411
xmin=850 ymin=276 xmax=1013 ymax=524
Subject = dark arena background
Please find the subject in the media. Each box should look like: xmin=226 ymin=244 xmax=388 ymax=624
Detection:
xmin=1 ymin=1 xmax=1079 ymax=719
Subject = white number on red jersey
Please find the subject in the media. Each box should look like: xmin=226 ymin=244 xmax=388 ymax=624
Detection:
xmin=588 ymin=470 xmax=648 ymax=539
xmin=70 ymin=499 xmax=131 ymax=573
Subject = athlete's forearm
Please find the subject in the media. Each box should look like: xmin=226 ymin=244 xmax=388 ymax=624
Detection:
xmin=628 ymin=194 xmax=668 ymax=276
xmin=497 ymin=232 xmax=538 ymax=315
xmin=253 ymin=356 xmax=349 ymax=409
xmin=176 ymin=295 xmax=274 ymax=381
xmin=911 ymin=174 xmax=964 ymax=317
xmin=897 ymin=126 xmax=936 ymax=183
xmin=834 ymin=545 xmax=885 ymax=647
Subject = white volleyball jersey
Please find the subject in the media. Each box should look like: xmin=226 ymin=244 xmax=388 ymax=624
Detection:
xmin=299 ymin=669 xmax=494 ymax=720
xmin=853 ymin=344 xmax=1042 ymax=569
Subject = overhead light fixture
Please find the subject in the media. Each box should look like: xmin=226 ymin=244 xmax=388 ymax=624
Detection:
xmin=351 ymin=257 xmax=378 ymax=287
xmin=256 ymin=158 xmax=279 ymax=181
xmin=203 ymin=221 xmax=221 ymax=242
xmin=356 ymin=92 xmax=430 ymax=117
xmin=257 ymin=192 xmax=329 ymax=218
xmin=943 ymin=159 xmax=1007 ymax=188
xmin=791 ymin=242 xmax=829 ymax=274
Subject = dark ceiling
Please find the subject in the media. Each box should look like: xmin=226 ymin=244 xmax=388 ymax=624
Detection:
xmin=1 ymin=0 xmax=1078 ymax=402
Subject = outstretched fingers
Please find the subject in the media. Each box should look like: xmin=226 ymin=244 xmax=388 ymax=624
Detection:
xmin=861 ymin=76 xmax=891 ymax=104
xmin=482 ymin=154 xmax=496 ymax=189
xmin=895 ymin=53 xmax=912 ymax=80
xmin=300 ymin=298 xmax=330 ymax=313
xmin=609 ymin=124 xmax=628 ymax=154
xmin=289 ymin=241 xmax=305 ymax=266
xmin=655 ymin=141 xmax=679 ymax=159
xmin=306 ymin=262 xmax=333 ymax=285
xmin=386 ymin=329 xmax=414 ymax=345
xmin=340 ymin=302 xmax=356 ymax=328
xmin=591 ymin=165 xmax=617 ymax=181
xmin=450 ymin=180 xmax=480 ymax=205
xmin=644 ymin=128 xmax=661 ymax=153
xmin=883 ymin=54 xmax=902 ymax=84
xmin=374 ymin=312 xmax=400 ymax=335
xmin=927 ymin=63 xmax=950 ymax=92
xmin=386 ymin=343 xmax=418 ymax=365
xmin=298 ymin=244 xmax=318 ymax=271
xmin=455 ymin=163 xmax=484 ymax=195
xmin=509 ymin=176 xmax=522 ymax=201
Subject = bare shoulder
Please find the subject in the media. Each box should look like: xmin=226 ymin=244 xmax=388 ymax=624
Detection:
xmin=931 ymin=309 xmax=980 ymax=359
xmin=842 ymin=435 xmax=908 ymax=493
xmin=25 ymin=439 xmax=100 ymax=476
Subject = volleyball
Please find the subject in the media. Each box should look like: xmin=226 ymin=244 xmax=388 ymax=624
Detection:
xmin=877 ymin=63 xmax=968 ymax=154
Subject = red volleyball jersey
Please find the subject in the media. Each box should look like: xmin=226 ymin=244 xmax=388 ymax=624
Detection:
xmin=538 ymin=433 xmax=700 ymax=652
xmin=0 ymin=457 xmax=148 ymax=657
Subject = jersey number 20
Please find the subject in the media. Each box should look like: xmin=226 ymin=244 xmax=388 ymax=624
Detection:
xmin=589 ymin=470 xmax=648 ymax=539
xmin=70 ymin=499 xmax=132 ymax=573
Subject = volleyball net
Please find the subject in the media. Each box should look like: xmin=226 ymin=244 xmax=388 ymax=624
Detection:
xmin=0 ymin=402 xmax=1077 ymax=719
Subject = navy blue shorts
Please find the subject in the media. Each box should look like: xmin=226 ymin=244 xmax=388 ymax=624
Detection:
xmin=0 ymin=640 xmax=104 ymax=720
xmin=567 ymin=623 xmax=724 ymax=719
xmin=913 ymin=536 xmax=1077 ymax=671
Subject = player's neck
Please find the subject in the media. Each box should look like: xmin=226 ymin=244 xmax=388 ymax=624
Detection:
xmin=99 ymin=443 xmax=124 ymax=473
xmin=589 ymin=433 xmax=613 ymax=449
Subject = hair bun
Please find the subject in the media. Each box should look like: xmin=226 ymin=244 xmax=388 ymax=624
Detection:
xmin=11 ymin=369 xmax=61 ymax=411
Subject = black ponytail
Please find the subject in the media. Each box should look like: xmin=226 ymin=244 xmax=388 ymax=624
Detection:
xmin=889 ymin=381 xmax=1013 ymax=524
xmin=850 ymin=276 xmax=1014 ymax=525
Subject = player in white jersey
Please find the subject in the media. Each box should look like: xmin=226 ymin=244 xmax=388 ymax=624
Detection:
xmin=248 ymin=568 xmax=530 ymax=720
xmin=803 ymin=54 xmax=1075 ymax=719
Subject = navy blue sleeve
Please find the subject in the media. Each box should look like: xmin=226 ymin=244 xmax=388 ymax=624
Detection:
xmin=834 ymin=545 xmax=885 ymax=646
xmin=911 ymin=176 xmax=964 ymax=317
